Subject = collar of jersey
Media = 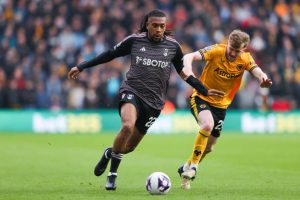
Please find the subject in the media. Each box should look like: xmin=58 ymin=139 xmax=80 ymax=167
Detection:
xmin=147 ymin=35 xmax=166 ymax=43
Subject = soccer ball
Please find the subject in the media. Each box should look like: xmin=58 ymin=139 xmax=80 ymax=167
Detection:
xmin=145 ymin=172 xmax=171 ymax=195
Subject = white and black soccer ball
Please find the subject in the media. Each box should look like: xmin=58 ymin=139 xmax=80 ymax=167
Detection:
xmin=145 ymin=172 xmax=171 ymax=195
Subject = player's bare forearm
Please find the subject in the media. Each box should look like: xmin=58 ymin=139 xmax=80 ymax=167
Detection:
xmin=181 ymin=51 xmax=203 ymax=80
xmin=181 ymin=54 xmax=195 ymax=80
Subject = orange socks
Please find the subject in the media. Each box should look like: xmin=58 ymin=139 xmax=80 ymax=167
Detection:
xmin=188 ymin=129 xmax=210 ymax=167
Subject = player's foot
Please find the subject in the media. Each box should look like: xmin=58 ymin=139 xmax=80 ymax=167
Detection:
xmin=105 ymin=174 xmax=117 ymax=190
xmin=182 ymin=167 xmax=196 ymax=180
xmin=94 ymin=147 xmax=112 ymax=176
xmin=181 ymin=176 xmax=191 ymax=189
xmin=180 ymin=167 xmax=196 ymax=190
xmin=178 ymin=165 xmax=190 ymax=189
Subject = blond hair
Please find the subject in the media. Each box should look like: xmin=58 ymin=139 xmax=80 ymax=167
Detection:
xmin=228 ymin=29 xmax=250 ymax=49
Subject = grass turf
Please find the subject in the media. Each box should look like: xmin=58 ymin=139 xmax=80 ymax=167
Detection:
xmin=0 ymin=133 xmax=299 ymax=200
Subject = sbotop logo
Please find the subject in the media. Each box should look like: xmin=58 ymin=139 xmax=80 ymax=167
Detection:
xmin=135 ymin=56 xmax=169 ymax=69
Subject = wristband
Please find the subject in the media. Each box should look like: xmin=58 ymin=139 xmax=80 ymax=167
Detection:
xmin=77 ymin=61 xmax=87 ymax=72
xmin=186 ymin=75 xmax=208 ymax=96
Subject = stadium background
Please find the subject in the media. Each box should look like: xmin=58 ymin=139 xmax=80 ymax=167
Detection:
xmin=1 ymin=1 xmax=300 ymax=200
xmin=1 ymin=0 xmax=300 ymax=134
xmin=1 ymin=0 xmax=300 ymax=111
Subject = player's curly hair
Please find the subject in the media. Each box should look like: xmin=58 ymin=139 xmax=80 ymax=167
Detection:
xmin=138 ymin=9 xmax=172 ymax=36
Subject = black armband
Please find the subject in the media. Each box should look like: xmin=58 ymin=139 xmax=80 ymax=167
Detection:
xmin=186 ymin=75 xmax=208 ymax=96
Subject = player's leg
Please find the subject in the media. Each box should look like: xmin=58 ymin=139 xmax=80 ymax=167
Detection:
xmin=94 ymin=102 xmax=137 ymax=178
xmin=180 ymin=110 xmax=214 ymax=188
xmin=120 ymin=95 xmax=161 ymax=154
xmin=122 ymin=126 xmax=144 ymax=154
xmin=106 ymin=128 xmax=147 ymax=190
xmin=199 ymin=135 xmax=218 ymax=163
xmin=180 ymin=135 xmax=218 ymax=183
xmin=105 ymin=92 xmax=160 ymax=190
xmin=199 ymin=109 xmax=225 ymax=163
xmin=105 ymin=102 xmax=138 ymax=190
xmin=179 ymin=96 xmax=214 ymax=189
xmin=187 ymin=109 xmax=214 ymax=168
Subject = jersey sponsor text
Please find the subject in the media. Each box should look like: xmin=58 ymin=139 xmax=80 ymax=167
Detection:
xmin=135 ymin=56 xmax=169 ymax=69
xmin=214 ymin=67 xmax=241 ymax=79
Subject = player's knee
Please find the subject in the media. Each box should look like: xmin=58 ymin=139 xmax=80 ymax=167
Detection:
xmin=199 ymin=117 xmax=214 ymax=133
xmin=200 ymin=122 xmax=214 ymax=133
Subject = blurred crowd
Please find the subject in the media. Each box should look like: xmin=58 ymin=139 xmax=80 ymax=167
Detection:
xmin=0 ymin=0 xmax=300 ymax=111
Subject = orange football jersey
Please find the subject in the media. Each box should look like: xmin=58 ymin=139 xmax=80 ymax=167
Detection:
xmin=192 ymin=44 xmax=257 ymax=109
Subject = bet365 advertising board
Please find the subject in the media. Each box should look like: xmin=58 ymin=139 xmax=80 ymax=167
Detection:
xmin=0 ymin=110 xmax=299 ymax=134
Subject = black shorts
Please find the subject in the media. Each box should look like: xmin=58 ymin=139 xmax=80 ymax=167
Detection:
xmin=119 ymin=91 xmax=161 ymax=134
xmin=190 ymin=96 xmax=226 ymax=137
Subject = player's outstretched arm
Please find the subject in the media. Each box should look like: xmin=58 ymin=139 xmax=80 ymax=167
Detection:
xmin=251 ymin=67 xmax=272 ymax=88
xmin=181 ymin=51 xmax=202 ymax=77
xmin=180 ymin=51 xmax=224 ymax=97
xmin=67 ymin=35 xmax=133 ymax=80
xmin=179 ymin=51 xmax=207 ymax=95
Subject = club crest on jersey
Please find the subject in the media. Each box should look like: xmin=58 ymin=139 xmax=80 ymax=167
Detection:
xmin=127 ymin=94 xmax=134 ymax=99
xmin=236 ymin=64 xmax=243 ymax=71
xmin=140 ymin=47 xmax=146 ymax=52
xmin=163 ymin=49 xmax=168 ymax=56
xmin=200 ymin=104 xmax=206 ymax=108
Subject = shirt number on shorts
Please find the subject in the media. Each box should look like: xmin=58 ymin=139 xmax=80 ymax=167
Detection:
xmin=145 ymin=117 xmax=157 ymax=127
xmin=214 ymin=120 xmax=224 ymax=131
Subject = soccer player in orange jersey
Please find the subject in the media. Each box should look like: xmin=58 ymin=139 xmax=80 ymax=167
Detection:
xmin=178 ymin=29 xmax=272 ymax=189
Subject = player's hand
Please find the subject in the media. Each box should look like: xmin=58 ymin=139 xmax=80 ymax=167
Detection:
xmin=260 ymin=78 xmax=272 ymax=88
xmin=68 ymin=67 xmax=80 ymax=80
xmin=207 ymin=89 xmax=225 ymax=97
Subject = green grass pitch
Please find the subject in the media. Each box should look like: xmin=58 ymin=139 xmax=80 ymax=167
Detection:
xmin=0 ymin=133 xmax=300 ymax=200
